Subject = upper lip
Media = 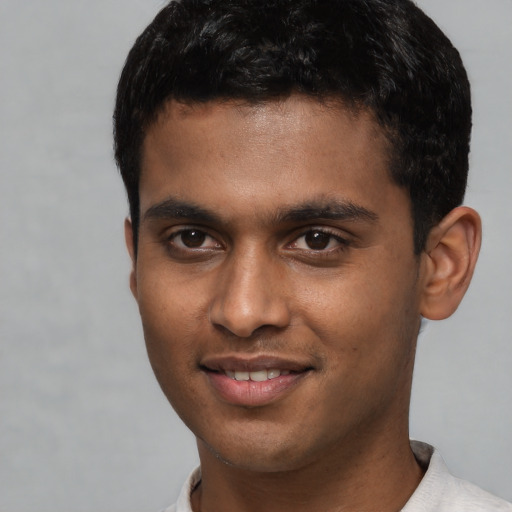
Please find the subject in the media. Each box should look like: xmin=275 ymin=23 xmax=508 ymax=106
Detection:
xmin=200 ymin=354 xmax=313 ymax=373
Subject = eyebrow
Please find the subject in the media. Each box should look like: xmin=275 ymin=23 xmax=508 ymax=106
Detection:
xmin=143 ymin=197 xmax=378 ymax=225
xmin=143 ymin=198 xmax=220 ymax=224
xmin=277 ymin=201 xmax=378 ymax=224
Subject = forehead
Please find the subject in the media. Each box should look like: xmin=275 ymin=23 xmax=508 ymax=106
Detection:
xmin=140 ymin=95 xmax=402 ymax=223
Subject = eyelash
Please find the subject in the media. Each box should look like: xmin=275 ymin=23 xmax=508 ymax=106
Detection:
xmin=288 ymin=228 xmax=350 ymax=254
xmin=164 ymin=226 xmax=351 ymax=258
xmin=166 ymin=227 xmax=222 ymax=252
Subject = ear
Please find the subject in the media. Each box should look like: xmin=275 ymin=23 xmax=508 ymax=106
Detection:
xmin=420 ymin=206 xmax=481 ymax=320
xmin=124 ymin=217 xmax=138 ymax=300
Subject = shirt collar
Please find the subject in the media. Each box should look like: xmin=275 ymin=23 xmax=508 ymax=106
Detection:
xmin=173 ymin=441 xmax=444 ymax=512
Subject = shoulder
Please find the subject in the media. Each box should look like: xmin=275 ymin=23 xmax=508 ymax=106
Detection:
xmin=404 ymin=441 xmax=512 ymax=512
xmin=440 ymin=473 xmax=512 ymax=512
xmin=159 ymin=506 xmax=177 ymax=512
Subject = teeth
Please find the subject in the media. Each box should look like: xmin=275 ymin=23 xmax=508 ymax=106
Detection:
xmin=227 ymin=369 xmax=284 ymax=381
xmin=267 ymin=369 xmax=281 ymax=379
xmin=249 ymin=370 xmax=268 ymax=382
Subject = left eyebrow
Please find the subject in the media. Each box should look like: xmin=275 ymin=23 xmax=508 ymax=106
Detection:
xmin=277 ymin=200 xmax=379 ymax=224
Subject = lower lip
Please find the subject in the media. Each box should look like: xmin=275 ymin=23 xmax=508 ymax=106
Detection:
xmin=204 ymin=371 xmax=307 ymax=407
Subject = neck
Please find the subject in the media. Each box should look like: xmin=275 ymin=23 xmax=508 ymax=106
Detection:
xmin=191 ymin=429 xmax=424 ymax=512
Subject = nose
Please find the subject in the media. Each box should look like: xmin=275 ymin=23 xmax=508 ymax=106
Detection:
xmin=209 ymin=248 xmax=291 ymax=338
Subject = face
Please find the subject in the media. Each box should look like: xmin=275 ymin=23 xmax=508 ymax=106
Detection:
xmin=129 ymin=96 xmax=424 ymax=473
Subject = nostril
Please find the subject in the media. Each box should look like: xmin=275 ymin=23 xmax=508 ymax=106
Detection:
xmin=210 ymin=318 xmax=262 ymax=339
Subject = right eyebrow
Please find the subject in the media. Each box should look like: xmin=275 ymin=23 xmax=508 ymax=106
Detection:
xmin=143 ymin=197 xmax=220 ymax=224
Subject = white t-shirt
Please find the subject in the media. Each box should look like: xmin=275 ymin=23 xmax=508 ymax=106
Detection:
xmin=162 ymin=441 xmax=512 ymax=512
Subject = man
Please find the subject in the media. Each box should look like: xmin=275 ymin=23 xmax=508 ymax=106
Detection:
xmin=113 ymin=0 xmax=512 ymax=510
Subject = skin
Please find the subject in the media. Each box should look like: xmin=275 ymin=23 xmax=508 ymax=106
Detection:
xmin=125 ymin=95 xmax=481 ymax=512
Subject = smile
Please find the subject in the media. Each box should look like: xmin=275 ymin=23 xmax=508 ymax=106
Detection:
xmin=224 ymin=369 xmax=290 ymax=381
xmin=200 ymin=355 xmax=312 ymax=407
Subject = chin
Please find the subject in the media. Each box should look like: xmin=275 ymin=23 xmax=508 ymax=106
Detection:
xmin=208 ymin=447 xmax=308 ymax=473
xmin=197 ymin=426 xmax=323 ymax=474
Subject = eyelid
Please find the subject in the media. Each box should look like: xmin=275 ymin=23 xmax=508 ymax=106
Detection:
xmin=165 ymin=224 xmax=216 ymax=237
xmin=162 ymin=224 xmax=351 ymax=253
xmin=166 ymin=225 xmax=224 ymax=250
xmin=289 ymin=226 xmax=351 ymax=248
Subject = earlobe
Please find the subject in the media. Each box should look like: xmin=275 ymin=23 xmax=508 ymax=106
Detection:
xmin=420 ymin=207 xmax=481 ymax=320
xmin=124 ymin=217 xmax=138 ymax=300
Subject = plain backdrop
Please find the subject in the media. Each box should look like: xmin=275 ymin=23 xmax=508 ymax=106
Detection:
xmin=1 ymin=1 xmax=511 ymax=510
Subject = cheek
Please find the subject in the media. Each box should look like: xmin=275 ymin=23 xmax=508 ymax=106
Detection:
xmin=297 ymin=255 xmax=420 ymax=363
xmin=305 ymin=276 xmax=419 ymax=430
xmin=137 ymin=261 xmax=205 ymax=331
xmin=135 ymin=276 xmax=220 ymax=432
xmin=136 ymin=274 xmax=195 ymax=374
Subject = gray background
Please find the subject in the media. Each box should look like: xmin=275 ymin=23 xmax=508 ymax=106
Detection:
xmin=1 ymin=1 xmax=510 ymax=510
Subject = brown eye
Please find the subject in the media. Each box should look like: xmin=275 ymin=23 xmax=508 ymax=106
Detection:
xmin=168 ymin=228 xmax=222 ymax=254
xmin=289 ymin=228 xmax=349 ymax=253
xmin=180 ymin=229 xmax=207 ymax=248
xmin=304 ymin=230 xmax=332 ymax=250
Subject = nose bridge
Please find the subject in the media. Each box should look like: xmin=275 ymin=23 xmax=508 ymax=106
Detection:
xmin=209 ymin=243 xmax=290 ymax=337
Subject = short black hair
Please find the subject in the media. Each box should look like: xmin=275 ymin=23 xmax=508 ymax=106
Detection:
xmin=114 ymin=0 xmax=471 ymax=254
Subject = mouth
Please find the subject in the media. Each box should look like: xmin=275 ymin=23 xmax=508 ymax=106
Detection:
xmin=200 ymin=355 xmax=313 ymax=407
xmin=223 ymin=368 xmax=290 ymax=381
